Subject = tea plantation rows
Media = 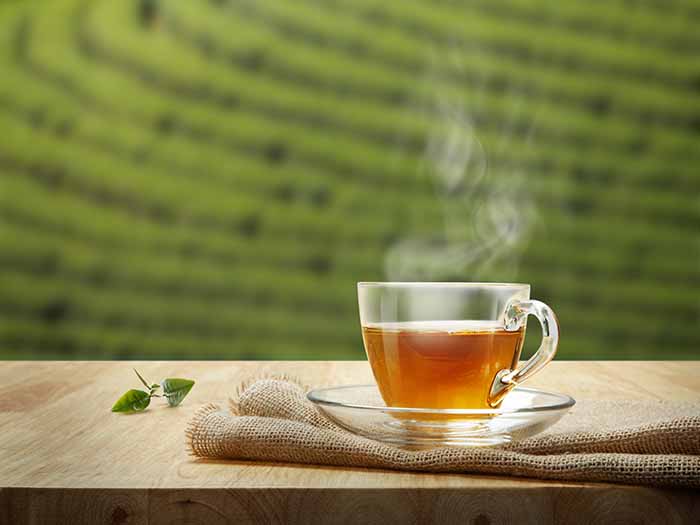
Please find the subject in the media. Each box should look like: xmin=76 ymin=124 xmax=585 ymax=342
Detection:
xmin=0 ymin=0 xmax=698 ymax=359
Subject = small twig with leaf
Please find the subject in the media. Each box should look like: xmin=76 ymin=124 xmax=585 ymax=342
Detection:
xmin=112 ymin=369 xmax=195 ymax=413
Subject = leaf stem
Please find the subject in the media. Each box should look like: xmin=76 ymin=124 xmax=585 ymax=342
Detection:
xmin=133 ymin=368 xmax=151 ymax=390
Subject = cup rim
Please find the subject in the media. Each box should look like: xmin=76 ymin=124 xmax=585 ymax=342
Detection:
xmin=358 ymin=281 xmax=530 ymax=289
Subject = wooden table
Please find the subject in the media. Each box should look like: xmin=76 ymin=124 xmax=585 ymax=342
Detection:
xmin=1 ymin=361 xmax=699 ymax=524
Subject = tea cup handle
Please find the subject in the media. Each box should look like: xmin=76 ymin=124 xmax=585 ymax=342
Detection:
xmin=488 ymin=300 xmax=560 ymax=407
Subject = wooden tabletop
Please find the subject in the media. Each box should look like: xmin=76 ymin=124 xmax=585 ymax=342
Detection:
xmin=1 ymin=361 xmax=699 ymax=524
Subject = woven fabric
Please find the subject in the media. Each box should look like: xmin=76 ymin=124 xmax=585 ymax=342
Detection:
xmin=186 ymin=379 xmax=700 ymax=487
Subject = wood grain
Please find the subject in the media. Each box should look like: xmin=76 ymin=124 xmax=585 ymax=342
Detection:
xmin=1 ymin=361 xmax=699 ymax=524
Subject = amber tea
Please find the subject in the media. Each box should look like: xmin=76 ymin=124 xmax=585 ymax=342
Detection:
xmin=363 ymin=321 xmax=526 ymax=409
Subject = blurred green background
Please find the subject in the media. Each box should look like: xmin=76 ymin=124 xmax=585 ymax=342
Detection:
xmin=0 ymin=0 xmax=698 ymax=360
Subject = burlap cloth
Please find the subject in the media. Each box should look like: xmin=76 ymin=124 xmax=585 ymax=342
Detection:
xmin=186 ymin=379 xmax=700 ymax=488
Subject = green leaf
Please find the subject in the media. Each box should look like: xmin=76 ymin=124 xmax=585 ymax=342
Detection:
xmin=161 ymin=378 xmax=195 ymax=407
xmin=133 ymin=369 xmax=151 ymax=390
xmin=150 ymin=383 xmax=160 ymax=390
xmin=111 ymin=389 xmax=151 ymax=412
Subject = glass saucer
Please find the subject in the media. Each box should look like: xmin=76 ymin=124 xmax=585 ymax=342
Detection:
xmin=307 ymin=384 xmax=575 ymax=447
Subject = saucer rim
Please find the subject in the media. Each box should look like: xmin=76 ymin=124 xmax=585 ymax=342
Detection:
xmin=307 ymin=384 xmax=575 ymax=416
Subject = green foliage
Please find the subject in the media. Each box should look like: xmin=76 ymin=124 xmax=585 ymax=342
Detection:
xmin=111 ymin=369 xmax=194 ymax=412
xmin=111 ymin=389 xmax=151 ymax=412
xmin=162 ymin=378 xmax=195 ymax=407
xmin=0 ymin=0 xmax=698 ymax=360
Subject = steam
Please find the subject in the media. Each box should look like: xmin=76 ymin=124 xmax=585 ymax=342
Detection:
xmin=385 ymin=53 xmax=537 ymax=282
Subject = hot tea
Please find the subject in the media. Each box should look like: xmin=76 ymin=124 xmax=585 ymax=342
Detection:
xmin=362 ymin=321 xmax=525 ymax=409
